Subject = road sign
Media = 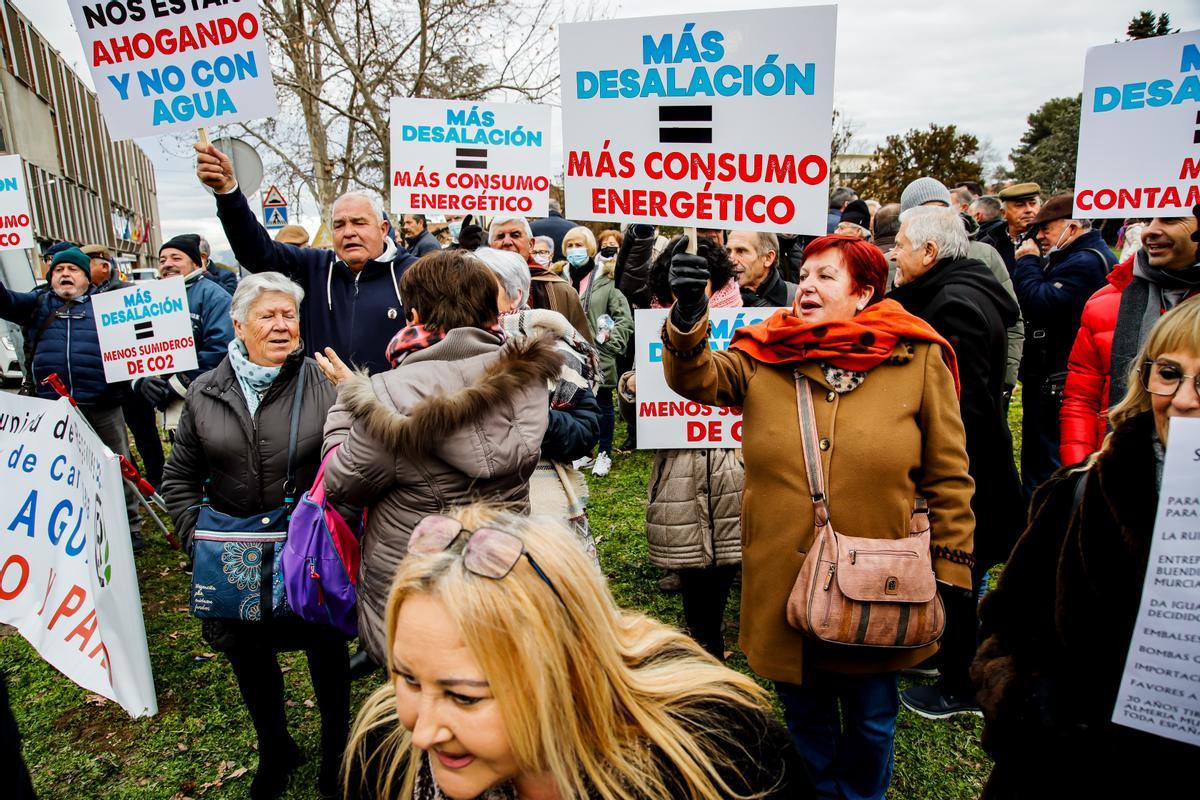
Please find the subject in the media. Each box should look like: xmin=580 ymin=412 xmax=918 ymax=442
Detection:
xmin=312 ymin=222 xmax=333 ymax=249
xmin=264 ymin=206 xmax=289 ymax=229
xmin=263 ymin=185 xmax=287 ymax=206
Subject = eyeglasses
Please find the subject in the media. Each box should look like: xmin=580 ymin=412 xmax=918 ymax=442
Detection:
xmin=1140 ymin=361 xmax=1200 ymax=397
xmin=530 ymin=249 xmax=552 ymax=257
xmin=409 ymin=515 xmax=566 ymax=606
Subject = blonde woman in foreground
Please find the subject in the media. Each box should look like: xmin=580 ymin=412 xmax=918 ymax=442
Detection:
xmin=341 ymin=506 xmax=813 ymax=800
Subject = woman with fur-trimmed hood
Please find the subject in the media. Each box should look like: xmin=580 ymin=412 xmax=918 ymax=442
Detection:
xmin=317 ymin=252 xmax=563 ymax=666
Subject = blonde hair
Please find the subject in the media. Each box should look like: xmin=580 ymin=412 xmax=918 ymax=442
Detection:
xmin=563 ymin=225 xmax=598 ymax=257
xmin=344 ymin=506 xmax=774 ymax=800
xmin=1107 ymin=295 xmax=1200 ymax=438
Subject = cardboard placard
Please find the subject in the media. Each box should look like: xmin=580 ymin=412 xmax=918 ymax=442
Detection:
xmin=1112 ymin=417 xmax=1200 ymax=746
xmin=0 ymin=155 xmax=33 ymax=251
xmin=67 ymin=0 xmax=279 ymax=140
xmin=389 ymin=98 xmax=552 ymax=218
xmin=634 ymin=307 xmax=781 ymax=448
xmin=1074 ymin=30 xmax=1200 ymax=217
xmin=559 ymin=7 xmax=836 ymax=234
xmin=91 ymin=278 xmax=199 ymax=383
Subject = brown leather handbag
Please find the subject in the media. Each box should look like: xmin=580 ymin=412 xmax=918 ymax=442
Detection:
xmin=785 ymin=373 xmax=945 ymax=649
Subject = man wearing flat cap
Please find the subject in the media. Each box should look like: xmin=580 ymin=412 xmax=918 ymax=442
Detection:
xmin=133 ymin=235 xmax=234 ymax=417
xmin=81 ymin=244 xmax=131 ymax=293
xmin=1010 ymin=193 xmax=1114 ymax=494
xmin=0 ymin=247 xmax=145 ymax=547
xmin=978 ymin=182 xmax=1042 ymax=272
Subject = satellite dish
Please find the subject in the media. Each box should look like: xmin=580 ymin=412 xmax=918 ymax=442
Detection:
xmin=199 ymin=136 xmax=264 ymax=198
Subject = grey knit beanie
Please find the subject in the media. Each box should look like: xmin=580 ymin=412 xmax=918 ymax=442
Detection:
xmin=900 ymin=177 xmax=952 ymax=214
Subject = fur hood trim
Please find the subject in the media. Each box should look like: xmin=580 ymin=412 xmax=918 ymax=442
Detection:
xmin=337 ymin=333 xmax=563 ymax=454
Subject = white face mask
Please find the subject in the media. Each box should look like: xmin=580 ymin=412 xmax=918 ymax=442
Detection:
xmin=1047 ymin=224 xmax=1073 ymax=255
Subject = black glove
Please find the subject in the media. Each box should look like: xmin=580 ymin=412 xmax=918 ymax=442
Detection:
xmin=136 ymin=376 xmax=173 ymax=409
xmin=456 ymin=214 xmax=485 ymax=251
xmin=668 ymin=236 xmax=710 ymax=329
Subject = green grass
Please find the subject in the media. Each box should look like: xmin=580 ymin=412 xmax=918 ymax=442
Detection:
xmin=4 ymin=416 xmax=999 ymax=799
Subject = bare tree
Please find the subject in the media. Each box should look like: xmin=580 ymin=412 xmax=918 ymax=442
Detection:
xmin=210 ymin=0 xmax=576 ymax=221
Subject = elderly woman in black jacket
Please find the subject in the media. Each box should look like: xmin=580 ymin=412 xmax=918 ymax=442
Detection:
xmin=161 ymin=272 xmax=348 ymax=800
xmin=972 ymin=296 xmax=1200 ymax=797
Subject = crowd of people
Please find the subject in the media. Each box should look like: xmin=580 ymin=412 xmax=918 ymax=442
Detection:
xmin=2 ymin=135 xmax=1199 ymax=800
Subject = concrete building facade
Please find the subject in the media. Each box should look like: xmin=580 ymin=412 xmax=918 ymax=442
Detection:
xmin=0 ymin=0 xmax=160 ymax=269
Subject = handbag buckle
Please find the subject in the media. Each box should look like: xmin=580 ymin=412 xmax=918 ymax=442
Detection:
xmin=885 ymin=577 xmax=899 ymax=595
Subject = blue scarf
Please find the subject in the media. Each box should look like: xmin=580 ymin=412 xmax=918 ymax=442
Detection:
xmin=228 ymin=339 xmax=282 ymax=416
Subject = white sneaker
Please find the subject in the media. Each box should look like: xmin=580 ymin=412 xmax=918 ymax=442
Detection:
xmin=592 ymin=452 xmax=612 ymax=477
xmin=572 ymin=456 xmax=594 ymax=470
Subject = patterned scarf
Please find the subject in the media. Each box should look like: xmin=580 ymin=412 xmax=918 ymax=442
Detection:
xmin=650 ymin=277 xmax=743 ymax=310
xmin=385 ymin=324 xmax=446 ymax=368
xmin=729 ymin=299 xmax=961 ymax=395
xmin=499 ymin=308 xmax=601 ymax=402
xmin=228 ymin=339 xmax=283 ymax=416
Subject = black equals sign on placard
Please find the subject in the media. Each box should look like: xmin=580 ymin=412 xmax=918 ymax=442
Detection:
xmin=659 ymin=105 xmax=713 ymax=144
xmin=1194 ymin=110 xmax=1200 ymax=144
xmin=134 ymin=320 xmax=154 ymax=341
xmin=456 ymin=147 xmax=488 ymax=169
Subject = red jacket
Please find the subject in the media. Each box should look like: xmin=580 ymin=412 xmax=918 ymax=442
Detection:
xmin=1059 ymin=257 xmax=1133 ymax=465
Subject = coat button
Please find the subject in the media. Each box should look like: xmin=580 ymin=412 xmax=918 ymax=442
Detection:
xmin=819 ymin=438 xmax=831 ymax=451
xmin=826 ymin=391 xmax=836 ymax=403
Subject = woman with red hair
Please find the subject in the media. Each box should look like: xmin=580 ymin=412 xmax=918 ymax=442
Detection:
xmin=661 ymin=234 xmax=976 ymax=800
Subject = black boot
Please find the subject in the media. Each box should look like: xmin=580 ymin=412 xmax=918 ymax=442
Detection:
xmin=348 ymin=649 xmax=379 ymax=680
xmin=250 ymin=735 xmax=303 ymax=800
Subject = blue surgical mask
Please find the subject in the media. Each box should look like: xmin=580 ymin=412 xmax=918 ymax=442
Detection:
xmin=448 ymin=221 xmax=463 ymax=240
xmin=565 ymin=247 xmax=589 ymax=267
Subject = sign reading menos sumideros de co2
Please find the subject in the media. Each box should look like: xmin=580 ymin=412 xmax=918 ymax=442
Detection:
xmin=559 ymin=7 xmax=837 ymax=235
xmin=91 ymin=278 xmax=198 ymax=383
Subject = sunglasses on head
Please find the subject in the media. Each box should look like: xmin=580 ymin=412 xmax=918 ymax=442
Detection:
xmin=409 ymin=515 xmax=566 ymax=606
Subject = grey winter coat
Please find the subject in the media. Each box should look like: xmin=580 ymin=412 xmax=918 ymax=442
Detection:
xmin=645 ymin=448 xmax=744 ymax=569
xmin=161 ymin=349 xmax=335 ymax=555
xmin=321 ymin=328 xmax=562 ymax=664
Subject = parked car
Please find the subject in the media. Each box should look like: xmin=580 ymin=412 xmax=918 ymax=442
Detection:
xmin=0 ymin=249 xmax=36 ymax=387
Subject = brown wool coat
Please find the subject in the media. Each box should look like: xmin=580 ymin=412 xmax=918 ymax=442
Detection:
xmin=662 ymin=313 xmax=975 ymax=685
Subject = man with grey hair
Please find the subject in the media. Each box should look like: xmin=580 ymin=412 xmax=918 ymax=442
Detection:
xmin=530 ymin=197 xmax=577 ymax=261
xmin=198 ymin=235 xmax=238 ymax=295
xmin=726 ymin=229 xmax=797 ymax=307
xmin=969 ymin=195 xmax=1002 ymax=225
xmin=194 ymin=144 xmax=416 ymax=374
xmin=889 ymin=206 xmax=1025 ymax=722
xmin=489 ymin=215 xmax=592 ymax=341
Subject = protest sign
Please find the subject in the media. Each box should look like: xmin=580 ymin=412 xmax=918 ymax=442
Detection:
xmin=1074 ymin=30 xmax=1200 ymax=218
xmin=0 ymin=393 xmax=156 ymax=717
xmin=559 ymin=7 xmax=836 ymax=235
xmin=1112 ymin=417 xmax=1200 ymax=746
xmin=389 ymin=98 xmax=552 ymax=218
xmin=91 ymin=277 xmax=198 ymax=383
xmin=634 ymin=307 xmax=780 ymax=448
xmin=67 ymin=0 xmax=278 ymax=140
xmin=0 ymin=154 xmax=33 ymax=251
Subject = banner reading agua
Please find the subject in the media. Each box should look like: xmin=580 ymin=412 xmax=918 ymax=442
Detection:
xmin=0 ymin=394 xmax=156 ymax=717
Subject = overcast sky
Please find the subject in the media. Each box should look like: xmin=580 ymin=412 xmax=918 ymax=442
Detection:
xmin=10 ymin=0 xmax=1200 ymax=254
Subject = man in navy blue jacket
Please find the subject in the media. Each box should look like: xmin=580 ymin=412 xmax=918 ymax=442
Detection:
xmin=1011 ymin=193 xmax=1115 ymax=493
xmin=195 ymin=143 xmax=416 ymax=374
xmin=0 ymin=247 xmax=143 ymax=546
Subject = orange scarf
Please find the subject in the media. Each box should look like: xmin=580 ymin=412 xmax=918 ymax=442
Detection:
xmin=728 ymin=299 xmax=960 ymax=394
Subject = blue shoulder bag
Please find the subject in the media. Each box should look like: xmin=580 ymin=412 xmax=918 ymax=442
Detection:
xmin=189 ymin=367 xmax=306 ymax=622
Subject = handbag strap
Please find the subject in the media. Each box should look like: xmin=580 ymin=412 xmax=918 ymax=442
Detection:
xmin=283 ymin=364 xmax=307 ymax=504
xmin=793 ymin=373 xmax=832 ymax=533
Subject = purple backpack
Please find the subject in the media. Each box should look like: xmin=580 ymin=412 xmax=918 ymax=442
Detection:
xmin=282 ymin=449 xmax=364 ymax=636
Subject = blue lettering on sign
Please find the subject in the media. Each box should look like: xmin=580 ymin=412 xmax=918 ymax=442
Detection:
xmin=0 ymin=177 xmax=17 ymax=192
xmin=1092 ymin=43 xmax=1200 ymax=112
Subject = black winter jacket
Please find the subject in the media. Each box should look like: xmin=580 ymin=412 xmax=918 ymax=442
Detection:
xmin=161 ymin=348 xmax=335 ymax=554
xmin=214 ymin=188 xmax=416 ymax=374
xmin=972 ymin=412 xmax=1197 ymax=797
xmin=889 ymin=256 xmax=1025 ymax=568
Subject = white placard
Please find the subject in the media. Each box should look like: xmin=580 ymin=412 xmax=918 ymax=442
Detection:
xmin=0 ymin=394 xmax=157 ymax=717
xmin=1112 ymin=416 xmax=1200 ymax=746
xmin=0 ymin=155 xmax=33 ymax=251
xmin=559 ymin=7 xmax=836 ymax=235
xmin=635 ymin=307 xmax=781 ymax=448
xmin=389 ymin=98 xmax=552 ymax=218
xmin=1074 ymin=30 xmax=1200 ymax=218
xmin=67 ymin=0 xmax=279 ymax=140
xmin=91 ymin=277 xmax=199 ymax=383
